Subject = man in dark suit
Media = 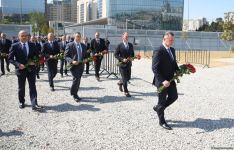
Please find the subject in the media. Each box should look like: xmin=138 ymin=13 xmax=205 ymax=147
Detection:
xmin=90 ymin=32 xmax=107 ymax=81
xmin=83 ymin=36 xmax=91 ymax=74
xmin=65 ymin=32 xmax=88 ymax=102
xmin=8 ymin=30 xmax=42 ymax=111
xmin=114 ymin=32 xmax=134 ymax=97
xmin=0 ymin=33 xmax=12 ymax=75
xmin=30 ymin=35 xmax=41 ymax=79
xmin=58 ymin=35 xmax=68 ymax=77
xmin=152 ymin=31 xmax=179 ymax=130
xmin=42 ymin=33 xmax=60 ymax=91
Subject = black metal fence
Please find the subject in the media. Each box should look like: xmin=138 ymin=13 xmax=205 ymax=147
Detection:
xmin=100 ymin=50 xmax=120 ymax=78
xmin=183 ymin=49 xmax=210 ymax=68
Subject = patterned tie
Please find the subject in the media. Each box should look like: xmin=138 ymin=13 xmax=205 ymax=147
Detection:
xmin=167 ymin=48 xmax=174 ymax=61
xmin=23 ymin=43 xmax=27 ymax=57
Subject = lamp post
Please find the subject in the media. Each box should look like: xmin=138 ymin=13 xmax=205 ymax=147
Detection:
xmin=126 ymin=19 xmax=129 ymax=30
xmin=20 ymin=0 xmax=22 ymax=24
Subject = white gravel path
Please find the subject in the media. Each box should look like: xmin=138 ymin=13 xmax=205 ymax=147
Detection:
xmin=0 ymin=59 xmax=233 ymax=150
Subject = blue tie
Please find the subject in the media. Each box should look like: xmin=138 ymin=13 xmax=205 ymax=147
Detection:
xmin=23 ymin=43 xmax=27 ymax=57
xmin=77 ymin=44 xmax=82 ymax=61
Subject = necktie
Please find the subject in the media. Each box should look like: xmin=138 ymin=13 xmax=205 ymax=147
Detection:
xmin=167 ymin=48 xmax=174 ymax=61
xmin=77 ymin=44 xmax=82 ymax=61
xmin=23 ymin=43 xmax=27 ymax=57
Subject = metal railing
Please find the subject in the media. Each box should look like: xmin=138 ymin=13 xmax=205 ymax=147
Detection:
xmin=100 ymin=50 xmax=120 ymax=78
xmin=184 ymin=49 xmax=210 ymax=68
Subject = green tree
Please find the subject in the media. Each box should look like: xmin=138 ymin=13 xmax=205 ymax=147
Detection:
xmin=29 ymin=12 xmax=46 ymax=35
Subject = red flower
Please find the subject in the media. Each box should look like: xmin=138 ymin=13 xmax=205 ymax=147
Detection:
xmin=158 ymin=63 xmax=196 ymax=93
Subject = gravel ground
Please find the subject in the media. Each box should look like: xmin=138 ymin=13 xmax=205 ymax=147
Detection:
xmin=0 ymin=59 xmax=233 ymax=150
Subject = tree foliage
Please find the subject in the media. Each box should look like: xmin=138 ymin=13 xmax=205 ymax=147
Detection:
xmin=29 ymin=12 xmax=47 ymax=35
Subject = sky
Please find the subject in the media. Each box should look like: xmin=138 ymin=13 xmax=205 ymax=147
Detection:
xmin=184 ymin=0 xmax=234 ymax=22
xmin=47 ymin=0 xmax=234 ymax=22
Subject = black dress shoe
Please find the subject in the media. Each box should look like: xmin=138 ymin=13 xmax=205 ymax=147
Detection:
xmin=117 ymin=83 xmax=123 ymax=92
xmin=32 ymin=105 xmax=42 ymax=112
xmin=19 ymin=103 xmax=25 ymax=109
xmin=125 ymin=92 xmax=131 ymax=97
xmin=73 ymin=95 xmax=81 ymax=102
xmin=153 ymin=106 xmax=158 ymax=112
xmin=160 ymin=123 xmax=172 ymax=130
xmin=86 ymin=72 xmax=89 ymax=74
xmin=50 ymin=87 xmax=55 ymax=91
xmin=7 ymin=68 xmax=10 ymax=72
xmin=95 ymin=76 xmax=100 ymax=81
xmin=1 ymin=73 xmax=5 ymax=76
xmin=36 ymin=75 xmax=40 ymax=79
xmin=35 ymin=105 xmax=43 ymax=109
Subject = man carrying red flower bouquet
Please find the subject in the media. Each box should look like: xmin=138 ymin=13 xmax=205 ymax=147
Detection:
xmin=115 ymin=32 xmax=134 ymax=97
xmin=152 ymin=31 xmax=179 ymax=130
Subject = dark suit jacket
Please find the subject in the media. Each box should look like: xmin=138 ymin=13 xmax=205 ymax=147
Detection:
xmin=152 ymin=45 xmax=179 ymax=87
xmin=65 ymin=42 xmax=88 ymax=78
xmin=114 ymin=42 xmax=134 ymax=68
xmin=42 ymin=41 xmax=60 ymax=60
xmin=8 ymin=42 xmax=39 ymax=74
xmin=0 ymin=39 xmax=12 ymax=53
xmin=90 ymin=38 xmax=107 ymax=54
xmin=58 ymin=41 xmax=68 ymax=52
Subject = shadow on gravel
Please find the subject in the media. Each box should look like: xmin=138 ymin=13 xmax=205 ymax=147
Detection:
xmin=80 ymin=86 xmax=105 ymax=91
xmin=0 ymin=130 xmax=24 ymax=137
xmin=169 ymin=118 xmax=234 ymax=132
xmin=98 ymin=96 xmax=143 ymax=103
xmin=43 ymin=103 xmax=100 ymax=112
xmin=130 ymin=91 xmax=156 ymax=97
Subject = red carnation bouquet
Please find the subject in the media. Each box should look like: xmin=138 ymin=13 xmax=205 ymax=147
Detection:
xmin=117 ymin=53 xmax=141 ymax=66
xmin=158 ymin=63 xmax=196 ymax=93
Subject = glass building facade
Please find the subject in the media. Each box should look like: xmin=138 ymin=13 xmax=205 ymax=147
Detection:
xmin=0 ymin=0 xmax=45 ymax=15
xmin=106 ymin=0 xmax=184 ymax=30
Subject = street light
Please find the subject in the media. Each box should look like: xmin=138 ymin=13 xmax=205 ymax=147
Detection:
xmin=126 ymin=19 xmax=130 ymax=30
xmin=20 ymin=0 xmax=22 ymax=24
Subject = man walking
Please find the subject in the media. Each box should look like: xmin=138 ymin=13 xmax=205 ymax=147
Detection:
xmin=152 ymin=31 xmax=179 ymax=130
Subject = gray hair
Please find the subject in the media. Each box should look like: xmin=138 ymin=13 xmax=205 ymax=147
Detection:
xmin=163 ymin=31 xmax=174 ymax=38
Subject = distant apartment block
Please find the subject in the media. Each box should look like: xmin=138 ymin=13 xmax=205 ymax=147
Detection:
xmin=46 ymin=0 xmax=75 ymax=22
xmin=183 ymin=18 xmax=208 ymax=31
xmin=224 ymin=11 xmax=234 ymax=23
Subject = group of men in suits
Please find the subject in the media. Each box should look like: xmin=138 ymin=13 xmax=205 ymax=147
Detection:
xmin=5 ymin=30 xmax=180 ymax=130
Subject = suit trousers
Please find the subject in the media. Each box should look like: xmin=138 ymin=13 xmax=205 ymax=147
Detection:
xmin=70 ymin=65 xmax=84 ymax=96
xmin=119 ymin=66 xmax=131 ymax=93
xmin=60 ymin=59 xmax=67 ymax=75
xmin=17 ymin=68 xmax=37 ymax=106
xmin=46 ymin=60 xmax=58 ymax=87
xmin=85 ymin=62 xmax=90 ymax=73
xmin=1 ymin=57 xmax=10 ymax=74
xmin=94 ymin=57 xmax=102 ymax=77
xmin=156 ymin=81 xmax=178 ymax=124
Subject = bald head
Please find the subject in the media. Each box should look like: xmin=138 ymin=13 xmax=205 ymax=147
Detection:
xmin=18 ymin=30 xmax=28 ymax=43
xmin=47 ymin=33 xmax=54 ymax=41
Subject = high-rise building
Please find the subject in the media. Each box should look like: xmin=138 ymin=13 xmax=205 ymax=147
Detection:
xmin=46 ymin=0 xmax=78 ymax=23
xmin=76 ymin=0 xmax=184 ymax=30
xmin=47 ymin=0 xmax=72 ymax=22
xmin=0 ymin=0 xmax=45 ymax=19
